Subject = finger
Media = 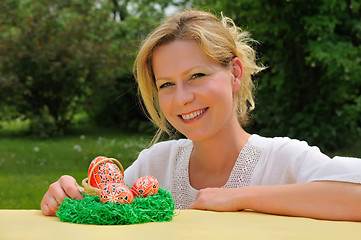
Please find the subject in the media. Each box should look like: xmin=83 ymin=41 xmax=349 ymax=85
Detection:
xmin=189 ymin=202 xmax=199 ymax=209
xmin=41 ymin=202 xmax=56 ymax=216
xmin=59 ymin=175 xmax=84 ymax=200
xmin=189 ymin=192 xmax=207 ymax=210
xmin=189 ymin=195 xmax=199 ymax=209
xmin=48 ymin=181 xmax=68 ymax=205
xmin=77 ymin=185 xmax=84 ymax=194
xmin=189 ymin=199 xmax=208 ymax=210
xmin=41 ymin=191 xmax=59 ymax=216
xmin=62 ymin=183 xmax=83 ymax=200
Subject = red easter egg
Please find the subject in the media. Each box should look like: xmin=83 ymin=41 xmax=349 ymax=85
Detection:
xmin=88 ymin=156 xmax=124 ymax=189
xmin=100 ymin=183 xmax=134 ymax=204
xmin=88 ymin=156 xmax=107 ymax=177
xmin=131 ymin=176 xmax=159 ymax=198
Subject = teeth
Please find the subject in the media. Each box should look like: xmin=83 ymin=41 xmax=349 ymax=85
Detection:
xmin=181 ymin=109 xmax=206 ymax=120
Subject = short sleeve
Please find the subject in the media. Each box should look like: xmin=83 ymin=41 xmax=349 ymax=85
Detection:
xmin=249 ymin=135 xmax=361 ymax=185
xmin=308 ymin=156 xmax=361 ymax=184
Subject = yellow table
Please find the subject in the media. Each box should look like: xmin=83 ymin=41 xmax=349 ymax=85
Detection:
xmin=1 ymin=209 xmax=360 ymax=240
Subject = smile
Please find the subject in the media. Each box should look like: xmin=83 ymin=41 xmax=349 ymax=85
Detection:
xmin=179 ymin=108 xmax=208 ymax=120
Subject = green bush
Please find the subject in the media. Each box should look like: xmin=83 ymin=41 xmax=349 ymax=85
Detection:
xmin=0 ymin=0 xmax=121 ymax=136
xmin=0 ymin=0 xmax=187 ymax=136
xmin=195 ymin=0 xmax=361 ymax=151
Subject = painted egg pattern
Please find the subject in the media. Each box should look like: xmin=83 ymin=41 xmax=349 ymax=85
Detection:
xmin=88 ymin=156 xmax=107 ymax=177
xmin=100 ymin=183 xmax=134 ymax=204
xmin=131 ymin=175 xmax=159 ymax=198
xmin=89 ymin=156 xmax=124 ymax=189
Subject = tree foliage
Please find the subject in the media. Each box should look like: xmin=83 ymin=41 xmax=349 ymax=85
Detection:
xmin=84 ymin=0 xmax=187 ymax=131
xmin=194 ymin=0 xmax=361 ymax=151
xmin=1 ymin=0 xmax=360 ymax=151
xmin=0 ymin=0 xmax=188 ymax=136
xmin=0 ymin=0 xmax=121 ymax=136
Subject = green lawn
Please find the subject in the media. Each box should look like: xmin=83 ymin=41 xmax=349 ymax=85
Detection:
xmin=0 ymin=122 xmax=152 ymax=209
xmin=0 ymin=120 xmax=360 ymax=210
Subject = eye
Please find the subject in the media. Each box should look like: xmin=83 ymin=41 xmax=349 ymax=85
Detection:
xmin=158 ymin=82 xmax=174 ymax=89
xmin=190 ymin=73 xmax=206 ymax=79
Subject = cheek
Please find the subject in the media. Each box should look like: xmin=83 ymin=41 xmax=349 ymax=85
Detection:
xmin=207 ymin=77 xmax=234 ymax=101
xmin=208 ymin=82 xmax=235 ymax=114
xmin=158 ymin=93 xmax=171 ymax=118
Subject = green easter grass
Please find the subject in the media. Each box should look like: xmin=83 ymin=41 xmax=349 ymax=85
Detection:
xmin=56 ymin=188 xmax=175 ymax=225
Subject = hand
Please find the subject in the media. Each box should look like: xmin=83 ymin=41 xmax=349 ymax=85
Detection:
xmin=189 ymin=188 xmax=245 ymax=212
xmin=41 ymin=175 xmax=84 ymax=216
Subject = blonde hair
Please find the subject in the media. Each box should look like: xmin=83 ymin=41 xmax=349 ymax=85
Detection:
xmin=134 ymin=10 xmax=265 ymax=143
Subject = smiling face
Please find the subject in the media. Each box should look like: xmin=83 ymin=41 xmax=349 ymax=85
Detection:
xmin=152 ymin=40 xmax=241 ymax=142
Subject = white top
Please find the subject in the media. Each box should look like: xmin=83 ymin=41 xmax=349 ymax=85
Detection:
xmin=124 ymin=134 xmax=361 ymax=209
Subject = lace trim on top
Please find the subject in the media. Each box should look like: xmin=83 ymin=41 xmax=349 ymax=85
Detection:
xmin=171 ymin=138 xmax=261 ymax=209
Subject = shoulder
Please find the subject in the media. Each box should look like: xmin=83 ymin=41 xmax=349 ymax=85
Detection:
xmin=248 ymin=134 xmax=323 ymax=158
xmin=249 ymin=134 xmax=307 ymax=148
xmin=249 ymin=134 xmax=330 ymax=184
xmin=249 ymin=134 xmax=361 ymax=185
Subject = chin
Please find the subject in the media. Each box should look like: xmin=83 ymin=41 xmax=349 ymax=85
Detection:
xmin=183 ymin=132 xmax=212 ymax=142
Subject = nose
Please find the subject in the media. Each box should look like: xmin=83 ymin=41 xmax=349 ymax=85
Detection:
xmin=174 ymin=83 xmax=195 ymax=106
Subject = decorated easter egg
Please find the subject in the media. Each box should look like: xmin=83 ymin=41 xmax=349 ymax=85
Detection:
xmin=100 ymin=183 xmax=134 ymax=204
xmin=88 ymin=156 xmax=124 ymax=189
xmin=131 ymin=175 xmax=159 ymax=198
xmin=88 ymin=156 xmax=107 ymax=177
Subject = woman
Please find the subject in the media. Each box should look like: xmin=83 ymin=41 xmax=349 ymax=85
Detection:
xmin=41 ymin=10 xmax=361 ymax=221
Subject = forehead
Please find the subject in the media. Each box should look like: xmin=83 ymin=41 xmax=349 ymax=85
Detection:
xmin=152 ymin=40 xmax=218 ymax=77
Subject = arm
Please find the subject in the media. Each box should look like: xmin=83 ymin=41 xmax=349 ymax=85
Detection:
xmin=41 ymin=175 xmax=84 ymax=216
xmin=190 ymin=181 xmax=361 ymax=221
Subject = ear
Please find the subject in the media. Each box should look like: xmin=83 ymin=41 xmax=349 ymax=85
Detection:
xmin=231 ymin=57 xmax=243 ymax=92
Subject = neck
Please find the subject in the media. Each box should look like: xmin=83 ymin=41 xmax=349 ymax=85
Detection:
xmin=190 ymin=122 xmax=250 ymax=175
xmin=188 ymin=122 xmax=250 ymax=189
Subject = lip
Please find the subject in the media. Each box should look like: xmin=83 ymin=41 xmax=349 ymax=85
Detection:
xmin=178 ymin=107 xmax=209 ymax=122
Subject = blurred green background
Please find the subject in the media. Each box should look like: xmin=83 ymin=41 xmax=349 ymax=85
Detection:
xmin=0 ymin=0 xmax=360 ymax=209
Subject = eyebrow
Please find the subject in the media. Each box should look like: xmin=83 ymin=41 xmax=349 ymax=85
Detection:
xmin=155 ymin=65 xmax=210 ymax=82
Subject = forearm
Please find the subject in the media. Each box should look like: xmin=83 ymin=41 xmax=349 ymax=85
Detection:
xmin=241 ymin=181 xmax=361 ymax=221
